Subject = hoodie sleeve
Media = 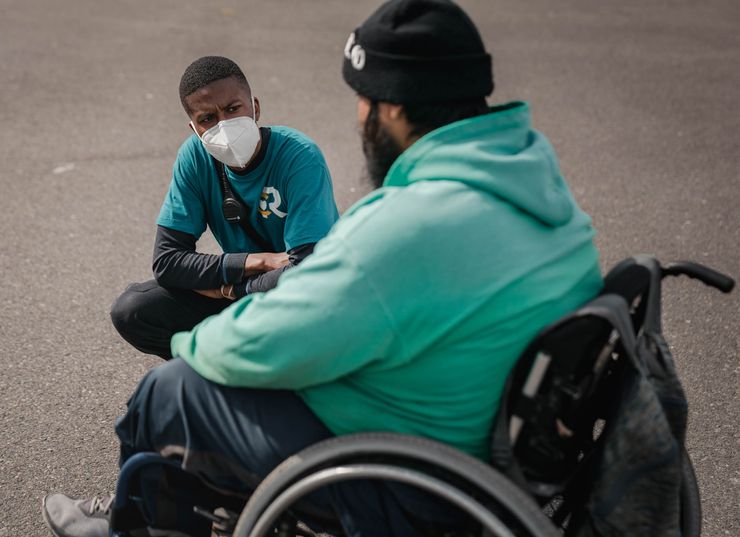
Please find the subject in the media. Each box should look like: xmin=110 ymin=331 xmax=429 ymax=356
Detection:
xmin=170 ymin=236 xmax=401 ymax=389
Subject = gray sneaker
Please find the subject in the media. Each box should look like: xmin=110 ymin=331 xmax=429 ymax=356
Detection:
xmin=42 ymin=494 xmax=113 ymax=537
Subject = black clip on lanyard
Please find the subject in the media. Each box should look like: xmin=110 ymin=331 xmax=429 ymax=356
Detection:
xmin=216 ymin=159 xmax=247 ymax=223
xmin=215 ymin=158 xmax=272 ymax=251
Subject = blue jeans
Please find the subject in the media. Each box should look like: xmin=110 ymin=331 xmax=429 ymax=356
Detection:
xmin=114 ymin=359 xmax=458 ymax=536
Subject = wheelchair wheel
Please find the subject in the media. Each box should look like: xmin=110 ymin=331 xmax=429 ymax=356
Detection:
xmin=680 ymin=449 xmax=701 ymax=537
xmin=233 ymin=433 xmax=560 ymax=537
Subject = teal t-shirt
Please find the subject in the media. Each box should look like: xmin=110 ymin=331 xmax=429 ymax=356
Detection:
xmin=157 ymin=126 xmax=339 ymax=253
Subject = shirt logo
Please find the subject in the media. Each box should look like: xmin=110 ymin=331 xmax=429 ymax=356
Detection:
xmin=259 ymin=187 xmax=287 ymax=219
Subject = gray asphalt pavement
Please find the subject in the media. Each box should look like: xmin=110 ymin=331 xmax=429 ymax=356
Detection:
xmin=0 ymin=0 xmax=737 ymax=535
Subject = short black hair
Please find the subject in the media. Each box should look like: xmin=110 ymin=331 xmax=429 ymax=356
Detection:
xmin=403 ymin=98 xmax=490 ymax=139
xmin=179 ymin=56 xmax=250 ymax=113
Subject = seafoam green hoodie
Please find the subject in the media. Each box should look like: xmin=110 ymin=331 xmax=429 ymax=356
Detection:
xmin=172 ymin=101 xmax=603 ymax=461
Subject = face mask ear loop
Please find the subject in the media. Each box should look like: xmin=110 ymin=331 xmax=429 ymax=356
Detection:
xmin=190 ymin=121 xmax=201 ymax=139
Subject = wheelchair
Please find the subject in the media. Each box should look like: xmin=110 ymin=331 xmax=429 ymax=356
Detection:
xmin=109 ymin=255 xmax=734 ymax=537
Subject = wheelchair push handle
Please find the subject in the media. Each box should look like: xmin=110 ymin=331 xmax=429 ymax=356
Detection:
xmin=661 ymin=261 xmax=735 ymax=293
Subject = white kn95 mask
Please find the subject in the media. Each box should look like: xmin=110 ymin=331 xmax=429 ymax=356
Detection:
xmin=194 ymin=108 xmax=260 ymax=168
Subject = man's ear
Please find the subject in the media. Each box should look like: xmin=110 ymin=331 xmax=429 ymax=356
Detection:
xmin=253 ymin=97 xmax=261 ymax=122
xmin=387 ymin=104 xmax=404 ymax=121
xmin=377 ymin=102 xmax=404 ymax=122
xmin=378 ymin=102 xmax=414 ymax=149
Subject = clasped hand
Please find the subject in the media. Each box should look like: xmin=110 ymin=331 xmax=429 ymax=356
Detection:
xmin=194 ymin=251 xmax=290 ymax=300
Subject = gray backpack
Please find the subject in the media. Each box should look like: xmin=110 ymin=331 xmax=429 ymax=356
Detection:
xmin=490 ymin=255 xmax=732 ymax=536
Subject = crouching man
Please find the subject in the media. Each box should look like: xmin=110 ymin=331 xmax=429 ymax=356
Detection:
xmin=110 ymin=55 xmax=339 ymax=359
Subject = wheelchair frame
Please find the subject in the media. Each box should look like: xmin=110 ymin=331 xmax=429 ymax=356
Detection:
xmin=110 ymin=256 xmax=733 ymax=537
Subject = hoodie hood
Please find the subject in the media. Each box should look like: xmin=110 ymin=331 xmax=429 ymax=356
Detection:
xmin=384 ymin=101 xmax=574 ymax=227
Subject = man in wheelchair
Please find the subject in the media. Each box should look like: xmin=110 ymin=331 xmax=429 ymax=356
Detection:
xmin=42 ymin=1 xmax=604 ymax=536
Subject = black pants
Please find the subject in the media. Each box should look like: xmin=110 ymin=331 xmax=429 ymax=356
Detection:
xmin=110 ymin=280 xmax=231 ymax=359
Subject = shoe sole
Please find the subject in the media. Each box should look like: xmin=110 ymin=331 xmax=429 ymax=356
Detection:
xmin=41 ymin=495 xmax=66 ymax=537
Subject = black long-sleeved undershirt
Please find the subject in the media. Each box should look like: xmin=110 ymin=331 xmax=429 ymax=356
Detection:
xmin=152 ymin=225 xmax=314 ymax=298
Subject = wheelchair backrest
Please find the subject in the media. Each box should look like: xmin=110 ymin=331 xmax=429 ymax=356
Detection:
xmin=490 ymin=293 xmax=638 ymax=498
xmin=601 ymin=254 xmax=663 ymax=334
xmin=489 ymin=255 xmax=692 ymax=535
xmin=490 ymin=256 xmax=667 ymax=495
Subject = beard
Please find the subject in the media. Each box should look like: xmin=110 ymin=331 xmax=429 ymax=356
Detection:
xmin=361 ymin=103 xmax=404 ymax=189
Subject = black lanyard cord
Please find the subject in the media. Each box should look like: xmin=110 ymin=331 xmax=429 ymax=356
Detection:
xmin=214 ymin=158 xmax=274 ymax=252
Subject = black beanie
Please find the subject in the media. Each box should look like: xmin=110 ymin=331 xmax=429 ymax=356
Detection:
xmin=342 ymin=0 xmax=493 ymax=104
